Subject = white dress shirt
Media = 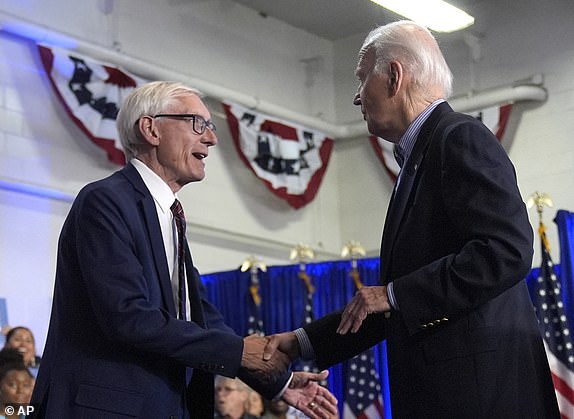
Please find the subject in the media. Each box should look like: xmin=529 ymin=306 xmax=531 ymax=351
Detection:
xmin=131 ymin=158 xmax=189 ymax=319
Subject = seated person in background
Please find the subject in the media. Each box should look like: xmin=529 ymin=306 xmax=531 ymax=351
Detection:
xmin=215 ymin=376 xmax=260 ymax=419
xmin=2 ymin=327 xmax=40 ymax=377
xmin=246 ymin=387 xmax=265 ymax=417
xmin=0 ymin=362 xmax=35 ymax=419
xmin=261 ymin=399 xmax=290 ymax=419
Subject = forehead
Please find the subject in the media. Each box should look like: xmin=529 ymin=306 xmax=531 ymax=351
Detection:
xmin=216 ymin=378 xmax=235 ymax=387
xmin=355 ymin=47 xmax=376 ymax=78
xmin=171 ymin=93 xmax=208 ymax=113
xmin=10 ymin=329 xmax=32 ymax=339
xmin=2 ymin=370 xmax=32 ymax=382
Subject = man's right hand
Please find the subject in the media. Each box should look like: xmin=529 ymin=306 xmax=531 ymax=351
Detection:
xmin=263 ymin=331 xmax=300 ymax=362
xmin=241 ymin=334 xmax=289 ymax=384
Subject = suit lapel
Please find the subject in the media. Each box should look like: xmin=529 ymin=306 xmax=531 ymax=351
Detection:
xmin=122 ymin=164 xmax=177 ymax=316
xmin=380 ymin=103 xmax=453 ymax=282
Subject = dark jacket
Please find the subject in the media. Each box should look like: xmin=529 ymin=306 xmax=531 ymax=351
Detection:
xmin=304 ymin=103 xmax=559 ymax=418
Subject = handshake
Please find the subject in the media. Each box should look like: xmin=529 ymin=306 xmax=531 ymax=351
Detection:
xmin=241 ymin=332 xmax=338 ymax=419
xmin=241 ymin=332 xmax=299 ymax=383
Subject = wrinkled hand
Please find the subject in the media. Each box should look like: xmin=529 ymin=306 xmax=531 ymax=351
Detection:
xmin=263 ymin=332 xmax=299 ymax=362
xmin=337 ymin=285 xmax=390 ymax=334
xmin=241 ymin=334 xmax=289 ymax=384
xmin=283 ymin=370 xmax=338 ymax=419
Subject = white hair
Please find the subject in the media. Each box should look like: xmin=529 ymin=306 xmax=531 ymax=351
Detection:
xmin=116 ymin=81 xmax=203 ymax=161
xmin=361 ymin=20 xmax=453 ymax=98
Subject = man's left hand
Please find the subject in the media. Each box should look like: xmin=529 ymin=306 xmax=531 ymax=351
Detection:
xmin=337 ymin=285 xmax=390 ymax=334
xmin=282 ymin=370 xmax=338 ymax=419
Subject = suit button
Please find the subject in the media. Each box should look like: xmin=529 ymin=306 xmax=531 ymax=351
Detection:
xmin=441 ymin=317 xmax=448 ymax=322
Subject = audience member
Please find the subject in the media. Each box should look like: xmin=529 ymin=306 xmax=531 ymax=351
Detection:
xmin=3 ymin=327 xmax=40 ymax=377
xmin=261 ymin=399 xmax=289 ymax=419
xmin=246 ymin=387 xmax=265 ymax=417
xmin=215 ymin=376 xmax=259 ymax=419
xmin=0 ymin=363 xmax=34 ymax=419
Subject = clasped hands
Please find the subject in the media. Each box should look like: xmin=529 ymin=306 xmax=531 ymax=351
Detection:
xmin=240 ymin=286 xmax=389 ymax=418
xmin=241 ymin=334 xmax=337 ymax=418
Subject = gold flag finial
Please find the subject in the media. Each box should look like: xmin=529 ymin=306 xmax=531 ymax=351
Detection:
xmin=526 ymin=191 xmax=553 ymax=220
xmin=342 ymin=240 xmax=366 ymax=289
xmin=240 ymin=255 xmax=267 ymax=273
xmin=290 ymin=243 xmax=315 ymax=293
xmin=241 ymin=255 xmax=266 ymax=308
xmin=289 ymin=243 xmax=315 ymax=263
xmin=341 ymin=240 xmax=366 ymax=259
xmin=527 ymin=192 xmax=554 ymax=252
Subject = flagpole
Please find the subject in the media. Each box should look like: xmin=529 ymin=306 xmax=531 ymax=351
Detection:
xmin=341 ymin=240 xmax=367 ymax=290
xmin=240 ymin=255 xmax=266 ymax=336
xmin=527 ymin=191 xmax=554 ymax=251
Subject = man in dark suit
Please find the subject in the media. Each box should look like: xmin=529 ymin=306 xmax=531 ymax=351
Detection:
xmin=265 ymin=21 xmax=560 ymax=418
xmin=30 ymin=81 xmax=337 ymax=419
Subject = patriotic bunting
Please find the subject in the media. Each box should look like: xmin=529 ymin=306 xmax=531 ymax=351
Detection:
xmin=370 ymin=104 xmax=513 ymax=182
xmin=223 ymin=102 xmax=334 ymax=209
xmin=38 ymin=45 xmax=146 ymax=165
xmin=531 ymin=222 xmax=574 ymax=418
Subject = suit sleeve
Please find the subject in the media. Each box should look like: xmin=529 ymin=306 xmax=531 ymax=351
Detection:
xmin=303 ymin=311 xmax=388 ymax=369
xmin=74 ymin=186 xmax=244 ymax=377
xmin=393 ymin=119 xmax=534 ymax=335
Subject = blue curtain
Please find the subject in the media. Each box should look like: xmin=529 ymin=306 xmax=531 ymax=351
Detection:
xmin=202 ymin=258 xmax=391 ymax=418
xmin=202 ymin=209 xmax=574 ymax=419
xmin=555 ymin=210 xmax=574 ymax=323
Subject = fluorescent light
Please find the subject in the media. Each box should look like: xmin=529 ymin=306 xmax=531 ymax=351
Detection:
xmin=370 ymin=0 xmax=475 ymax=32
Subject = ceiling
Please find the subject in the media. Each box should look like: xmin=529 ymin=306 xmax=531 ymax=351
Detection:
xmin=227 ymin=0 xmax=488 ymax=41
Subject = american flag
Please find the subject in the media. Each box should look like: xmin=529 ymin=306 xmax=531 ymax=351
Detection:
xmin=292 ymin=271 xmax=324 ymax=377
xmin=246 ymin=275 xmax=265 ymax=336
xmin=532 ymin=223 xmax=574 ymax=418
xmin=342 ymin=350 xmax=384 ymax=419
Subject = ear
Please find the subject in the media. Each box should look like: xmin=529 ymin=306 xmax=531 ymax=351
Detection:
xmin=138 ymin=116 xmax=161 ymax=146
xmin=388 ymin=61 xmax=403 ymax=96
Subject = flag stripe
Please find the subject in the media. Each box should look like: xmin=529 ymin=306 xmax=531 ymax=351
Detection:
xmin=533 ymin=225 xmax=574 ymax=419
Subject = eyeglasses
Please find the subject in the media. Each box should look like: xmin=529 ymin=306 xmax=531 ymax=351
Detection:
xmin=153 ymin=114 xmax=216 ymax=135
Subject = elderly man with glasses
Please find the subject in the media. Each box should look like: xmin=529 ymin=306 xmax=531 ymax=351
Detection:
xmin=30 ymin=81 xmax=338 ymax=419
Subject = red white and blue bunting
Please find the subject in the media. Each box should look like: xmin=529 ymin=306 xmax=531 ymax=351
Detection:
xmin=223 ymin=101 xmax=334 ymax=209
xmin=38 ymin=45 xmax=146 ymax=165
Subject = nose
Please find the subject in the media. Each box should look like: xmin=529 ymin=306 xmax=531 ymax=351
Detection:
xmin=353 ymin=91 xmax=361 ymax=106
xmin=202 ymin=127 xmax=218 ymax=146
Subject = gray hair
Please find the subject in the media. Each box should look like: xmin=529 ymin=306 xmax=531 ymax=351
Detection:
xmin=116 ymin=81 xmax=203 ymax=161
xmin=361 ymin=20 xmax=453 ymax=98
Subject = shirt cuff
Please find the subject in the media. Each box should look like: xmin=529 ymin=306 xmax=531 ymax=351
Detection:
xmin=274 ymin=372 xmax=294 ymax=400
xmin=387 ymin=282 xmax=399 ymax=310
xmin=294 ymin=328 xmax=315 ymax=360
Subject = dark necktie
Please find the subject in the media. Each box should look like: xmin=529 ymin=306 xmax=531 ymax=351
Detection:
xmin=170 ymin=199 xmax=187 ymax=321
xmin=393 ymin=144 xmax=405 ymax=168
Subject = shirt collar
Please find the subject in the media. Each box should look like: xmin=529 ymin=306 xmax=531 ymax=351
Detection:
xmin=395 ymin=99 xmax=445 ymax=167
xmin=130 ymin=158 xmax=177 ymax=214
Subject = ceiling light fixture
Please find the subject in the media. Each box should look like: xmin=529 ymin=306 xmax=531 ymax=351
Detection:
xmin=370 ymin=0 xmax=475 ymax=32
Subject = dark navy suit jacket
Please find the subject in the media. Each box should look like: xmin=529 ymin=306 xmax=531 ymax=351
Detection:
xmin=303 ymin=103 xmax=560 ymax=418
xmin=30 ymin=163 xmax=285 ymax=419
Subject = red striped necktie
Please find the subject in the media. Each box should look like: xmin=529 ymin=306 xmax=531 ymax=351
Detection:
xmin=170 ymin=199 xmax=187 ymax=321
